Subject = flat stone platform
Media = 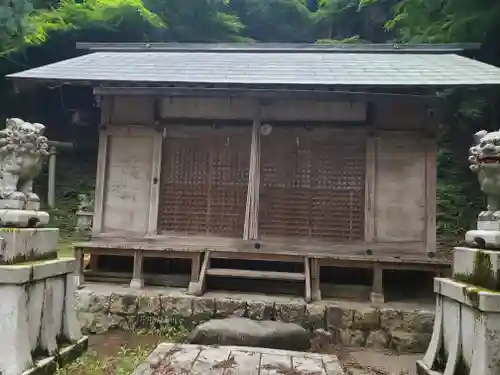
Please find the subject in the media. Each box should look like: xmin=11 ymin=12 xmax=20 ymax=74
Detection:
xmin=132 ymin=343 xmax=344 ymax=375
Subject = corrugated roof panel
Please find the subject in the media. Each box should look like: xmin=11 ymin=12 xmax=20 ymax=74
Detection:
xmin=7 ymin=51 xmax=500 ymax=86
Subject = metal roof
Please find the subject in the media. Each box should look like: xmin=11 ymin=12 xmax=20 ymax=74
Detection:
xmin=7 ymin=51 xmax=500 ymax=87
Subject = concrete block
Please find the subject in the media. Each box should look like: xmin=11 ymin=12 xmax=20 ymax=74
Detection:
xmin=465 ymin=230 xmax=500 ymax=249
xmin=32 ymin=258 xmax=76 ymax=281
xmin=0 ymin=264 xmax=32 ymax=284
xmin=0 ymin=285 xmax=33 ymax=375
xmin=0 ymin=209 xmax=49 ymax=229
xmin=0 ymin=227 xmax=59 ymax=264
xmin=63 ymin=274 xmax=83 ymax=342
xmin=40 ymin=278 xmax=63 ymax=355
xmin=0 ymin=200 xmax=40 ymax=211
xmin=453 ymin=247 xmax=500 ymax=276
xmin=27 ymin=282 xmax=44 ymax=352
xmin=0 ymin=258 xmax=75 ymax=285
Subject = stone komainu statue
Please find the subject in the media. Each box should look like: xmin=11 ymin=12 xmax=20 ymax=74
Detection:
xmin=0 ymin=118 xmax=49 ymax=202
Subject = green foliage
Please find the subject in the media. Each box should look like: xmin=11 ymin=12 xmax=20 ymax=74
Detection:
xmin=359 ymin=0 xmax=500 ymax=43
xmin=316 ymin=0 xmax=396 ymax=41
xmin=228 ymin=0 xmax=314 ymax=42
xmin=0 ymin=0 xmax=34 ymax=51
xmin=1 ymin=0 xmax=165 ymax=54
xmin=56 ymin=345 xmax=152 ymax=375
xmin=146 ymin=0 xmax=246 ymax=42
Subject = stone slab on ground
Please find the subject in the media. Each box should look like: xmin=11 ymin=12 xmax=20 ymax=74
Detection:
xmin=189 ymin=317 xmax=310 ymax=351
xmin=344 ymin=349 xmax=421 ymax=375
xmin=133 ymin=343 xmax=345 ymax=375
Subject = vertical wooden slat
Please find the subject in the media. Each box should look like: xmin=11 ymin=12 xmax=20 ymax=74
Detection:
xmin=311 ymin=258 xmax=321 ymax=301
xmin=130 ymin=250 xmax=144 ymax=289
xmin=364 ymin=136 xmax=376 ymax=243
xmin=92 ymin=129 xmax=108 ymax=236
xmin=74 ymin=247 xmax=84 ymax=287
xmin=147 ymin=129 xmax=164 ymax=235
xmin=190 ymin=253 xmax=201 ymax=282
xmin=371 ymin=262 xmax=384 ymax=306
xmin=304 ymin=257 xmax=312 ymax=303
xmin=425 ymin=138 xmax=437 ymax=254
xmin=243 ymin=105 xmax=261 ymax=240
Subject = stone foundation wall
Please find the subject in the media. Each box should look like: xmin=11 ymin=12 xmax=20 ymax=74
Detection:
xmin=75 ymin=286 xmax=434 ymax=353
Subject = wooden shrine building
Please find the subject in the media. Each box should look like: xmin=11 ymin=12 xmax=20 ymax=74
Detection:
xmin=8 ymin=43 xmax=500 ymax=304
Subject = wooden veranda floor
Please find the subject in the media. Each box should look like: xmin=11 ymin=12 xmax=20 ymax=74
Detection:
xmin=73 ymin=234 xmax=450 ymax=304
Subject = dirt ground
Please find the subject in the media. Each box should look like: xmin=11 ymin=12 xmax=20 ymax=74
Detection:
xmin=86 ymin=333 xmax=420 ymax=375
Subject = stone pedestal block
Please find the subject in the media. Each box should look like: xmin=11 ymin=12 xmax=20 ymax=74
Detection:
xmin=417 ymin=277 xmax=500 ymax=375
xmin=0 ymin=228 xmax=59 ymax=264
xmin=0 ymin=209 xmax=50 ymax=229
xmin=465 ymin=229 xmax=500 ymax=249
xmin=453 ymin=246 xmax=500 ymax=276
xmin=0 ymin=259 xmax=87 ymax=375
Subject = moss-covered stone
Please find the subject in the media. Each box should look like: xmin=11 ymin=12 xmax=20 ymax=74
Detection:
xmin=0 ymin=250 xmax=58 ymax=265
xmin=452 ymin=249 xmax=500 ymax=291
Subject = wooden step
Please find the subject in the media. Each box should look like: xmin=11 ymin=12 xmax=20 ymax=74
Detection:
xmin=206 ymin=268 xmax=306 ymax=281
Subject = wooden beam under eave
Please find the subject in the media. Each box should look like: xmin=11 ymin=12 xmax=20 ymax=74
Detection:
xmin=243 ymin=103 xmax=262 ymax=241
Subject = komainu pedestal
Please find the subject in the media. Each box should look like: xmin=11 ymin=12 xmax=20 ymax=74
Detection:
xmin=0 ymin=118 xmax=87 ymax=375
xmin=418 ymin=129 xmax=500 ymax=375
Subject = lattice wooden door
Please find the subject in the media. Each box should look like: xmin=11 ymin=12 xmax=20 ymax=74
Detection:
xmin=259 ymin=126 xmax=366 ymax=241
xmin=159 ymin=126 xmax=251 ymax=237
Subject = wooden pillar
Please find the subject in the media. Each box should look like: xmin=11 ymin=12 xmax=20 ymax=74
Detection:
xmin=425 ymin=138 xmax=437 ymax=255
xmin=190 ymin=253 xmax=201 ymax=282
xmin=47 ymin=147 xmax=57 ymax=208
xmin=371 ymin=262 xmax=384 ymax=306
xmin=130 ymin=250 xmax=144 ymax=289
xmin=311 ymin=258 xmax=322 ymax=301
xmin=243 ymin=104 xmax=261 ymax=240
xmin=364 ymin=136 xmax=376 ymax=243
xmin=304 ymin=257 xmax=312 ymax=303
xmin=74 ymin=247 xmax=84 ymax=288
xmin=92 ymin=129 xmax=108 ymax=236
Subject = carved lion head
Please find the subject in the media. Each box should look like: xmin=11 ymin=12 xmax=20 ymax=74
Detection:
xmin=469 ymin=129 xmax=500 ymax=172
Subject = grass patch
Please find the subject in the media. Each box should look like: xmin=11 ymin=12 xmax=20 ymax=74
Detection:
xmin=55 ymin=318 xmax=189 ymax=375
xmin=56 ymin=344 xmax=152 ymax=375
xmin=58 ymin=240 xmax=74 ymax=258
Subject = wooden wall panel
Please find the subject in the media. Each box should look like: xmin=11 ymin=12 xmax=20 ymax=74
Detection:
xmin=101 ymin=129 xmax=155 ymax=234
xmin=108 ymin=96 xmax=155 ymax=125
xmin=158 ymin=126 xmax=251 ymax=237
xmin=259 ymin=126 xmax=366 ymax=241
xmin=160 ymin=97 xmax=367 ymax=122
xmin=374 ymin=133 xmax=426 ymax=242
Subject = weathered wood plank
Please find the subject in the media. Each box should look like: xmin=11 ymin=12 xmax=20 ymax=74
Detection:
xmin=206 ymin=268 xmax=306 ymax=281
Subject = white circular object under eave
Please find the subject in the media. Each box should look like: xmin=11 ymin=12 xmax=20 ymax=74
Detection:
xmin=261 ymin=124 xmax=273 ymax=136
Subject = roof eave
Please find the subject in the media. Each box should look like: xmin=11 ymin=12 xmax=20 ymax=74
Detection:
xmin=74 ymin=42 xmax=482 ymax=54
